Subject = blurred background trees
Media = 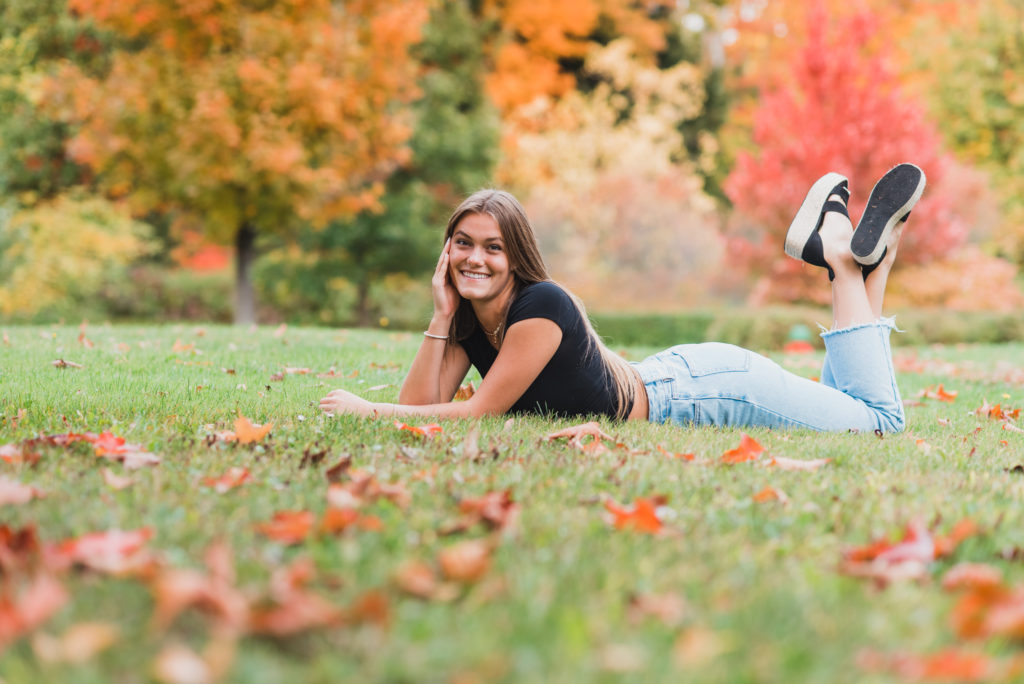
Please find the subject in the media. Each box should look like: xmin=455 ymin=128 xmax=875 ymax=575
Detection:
xmin=0 ymin=0 xmax=1021 ymax=326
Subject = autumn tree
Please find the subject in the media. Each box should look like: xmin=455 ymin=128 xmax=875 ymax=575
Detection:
xmin=723 ymin=2 xmax=987 ymax=305
xmin=42 ymin=0 xmax=428 ymax=323
xmin=301 ymin=0 xmax=499 ymax=326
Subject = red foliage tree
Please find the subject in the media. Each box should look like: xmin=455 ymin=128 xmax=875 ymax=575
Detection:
xmin=724 ymin=2 xmax=969 ymax=304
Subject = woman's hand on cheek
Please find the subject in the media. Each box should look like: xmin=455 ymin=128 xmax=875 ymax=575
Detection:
xmin=319 ymin=389 xmax=381 ymax=417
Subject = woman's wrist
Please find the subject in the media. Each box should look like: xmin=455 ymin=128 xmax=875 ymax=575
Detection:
xmin=426 ymin=315 xmax=452 ymax=338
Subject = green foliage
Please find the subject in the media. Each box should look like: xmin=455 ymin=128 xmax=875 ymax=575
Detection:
xmin=0 ymin=194 xmax=152 ymax=318
xmin=284 ymin=0 xmax=498 ymax=325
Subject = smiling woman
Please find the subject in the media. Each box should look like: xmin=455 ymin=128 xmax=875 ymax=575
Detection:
xmin=321 ymin=170 xmax=924 ymax=433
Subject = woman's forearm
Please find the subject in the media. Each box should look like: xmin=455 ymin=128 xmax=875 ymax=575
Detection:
xmin=398 ymin=317 xmax=451 ymax=404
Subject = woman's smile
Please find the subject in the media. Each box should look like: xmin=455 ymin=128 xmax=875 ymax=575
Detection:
xmin=448 ymin=213 xmax=513 ymax=303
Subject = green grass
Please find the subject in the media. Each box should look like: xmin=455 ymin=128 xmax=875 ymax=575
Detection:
xmin=2 ymin=323 xmax=1024 ymax=683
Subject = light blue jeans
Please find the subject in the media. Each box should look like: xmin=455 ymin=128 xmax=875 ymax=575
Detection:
xmin=632 ymin=319 xmax=904 ymax=432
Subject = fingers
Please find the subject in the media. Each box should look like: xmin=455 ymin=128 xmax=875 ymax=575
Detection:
xmin=435 ymin=238 xmax=451 ymax=273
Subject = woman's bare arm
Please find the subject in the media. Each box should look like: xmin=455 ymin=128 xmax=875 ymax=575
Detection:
xmin=398 ymin=337 xmax=471 ymax=404
xmin=320 ymin=318 xmax=562 ymax=418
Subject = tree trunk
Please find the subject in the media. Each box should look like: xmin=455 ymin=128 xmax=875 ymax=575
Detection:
xmin=234 ymin=223 xmax=256 ymax=325
xmin=356 ymin=278 xmax=372 ymax=327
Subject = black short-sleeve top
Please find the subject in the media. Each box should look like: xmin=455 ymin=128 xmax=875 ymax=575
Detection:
xmin=457 ymin=281 xmax=626 ymax=418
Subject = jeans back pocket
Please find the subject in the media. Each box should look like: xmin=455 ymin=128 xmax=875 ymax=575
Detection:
xmin=668 ymin=343 xmax=751 ymax=378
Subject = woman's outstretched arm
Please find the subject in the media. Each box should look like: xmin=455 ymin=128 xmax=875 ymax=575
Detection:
xmin=320 ymin=318 xmax=562 ymax=419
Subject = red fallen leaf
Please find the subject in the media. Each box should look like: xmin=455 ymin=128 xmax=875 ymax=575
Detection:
xmin=453 ymin=383 xmax=475 ymax=401
xmin=203 ymin=467 xmax=253 ymax=494
xmin=752 ymin=486 xmax=788 ymax=504
xmin=149 ymin=541 xmax=249 ymax=632
xmin=604 ymin=497 xmax=665 ymax=534
xmin=0 ymin=525 xmax=43 ymax=573
xmin=233 ymin=415 xmax=273 ymax=444
xmin=843 ymin=520 xmax=936 ymax=564
xmin=942 ymin=563 xmax=1005 ymax=593
xmin=0 ymin=574 xmax=68 ymax=651
xmin=53 ymin=528 xmax=156 ymax=575
xmin=976 ymin=400 xmax=1021 ymax=421
xmin=249 ymin=559 xmax=342 ymax=636
xmin=0 ymin=476 xmax=44 ymax=506
xmin=0 ymin=443 xmax=40 ymax=465
xmin=394 ymin=421 xmax=442 ymax=438
xmin=857 ymin=648 xmax=993 ymax=683
xmin=319 ymin=508 xmax=383 ymax=534
xmin=438 ymin=539 xmax=492 ymax=583
xmin=721 ymin=433 xmax=764 ymax=464
xmin=917 ymin=384 xmax=958 ymax=402
xmin=656 ymin=445 xmax=696 ymax=461
xmin=255 ymin=511 xmax=313 ymax=545
xmin=767 ymin=456 xmax=831 ymax=472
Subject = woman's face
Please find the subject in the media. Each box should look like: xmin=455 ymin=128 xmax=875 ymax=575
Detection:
xmin=448 ymin=212 xmax=514 ymax=305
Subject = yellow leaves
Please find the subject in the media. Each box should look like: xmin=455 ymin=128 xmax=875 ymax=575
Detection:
xmin=0 ymin=196 xmax=152 ymax=316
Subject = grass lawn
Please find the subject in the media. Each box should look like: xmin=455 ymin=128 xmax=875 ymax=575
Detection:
xmin=2 ymin=323 xmax=1024 ymax=683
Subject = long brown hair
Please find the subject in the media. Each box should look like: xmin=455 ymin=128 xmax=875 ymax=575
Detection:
xmin=444 ymin=189 xmax=638 ymax=419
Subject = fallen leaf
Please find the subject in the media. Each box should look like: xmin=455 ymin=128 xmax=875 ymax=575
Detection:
xmin=456 ymin=490 xmax=520 ymax=533
xmin=394 ymin=421 xmax=443 ymax=438
xmin=233 ymin=415 xmax=273 ymax=444
xmin=394 ymin=561 xmax=440 ymax=599
xmin=545 ymin=421 xmax=615 ymax=450
xmin=454 ymin=383 xmax=476 ymax=401
xmin=766 ymin=456 xmax=831 ymax=471
xmin=752 ymin=486 xmax=788 ymax=504
xmin=438 ymin=539 xmax=492 ymax=583
xmin=152 ymin=642 xmax=211 ymax=684
xmin=254 ymin=511 xmax=313 ymax=545
xmin=604 ymin=497 xmax=665 ymax=534
xmin=248 ymin=559 xmax=342 ymax=636
xmin=347 ymin=589 xmax=390 ymax=628
xmin=627 ymin=592 xmax=688 ymax=627
xmin=54 ymin=528 xmax=156 ymax=576
xmin=101 ymin=468 xmax=134 ymax=490
xmin=857 ymin=648 xmax=993 ymax=683
xmin=202 ymin=467 xmax=253 ymax=494
xmin=917 ymin=384 xmax=958 ymax=402
xmin=319 ymin=508 xmax=383 ymax=534
xmin=32 ymin=621 xmax=119 ymax=664
xmin=0 ymin=574 xmax=68 ymax=651
xmin=0 ymin=476 xmax=43 ymax=506
xmin=656 ymin=445 xmax=696 ymax=461
xmin=721 ymin=433 xmax=764 ymax=464
xmin=51 ymin=359 xmax=83 ymax=369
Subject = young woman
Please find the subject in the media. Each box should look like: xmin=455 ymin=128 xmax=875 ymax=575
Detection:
xmin=319 ymin=164 xmax=925 ymax=432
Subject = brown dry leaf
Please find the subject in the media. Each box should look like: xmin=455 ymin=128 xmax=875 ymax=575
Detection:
xmin=438 ymin=540 xmax=492 ymax=583
xmin=347 ymin=589 xmax=390 ymax=628
xmin=324 ymin=455 xmax=353 ymax=483
xmin=53 ymin=527 xmax=156 ymax=576
xmin=461 ymin=423 xmax=482 ymax=461
xmin=392 ymin=560 xmax=461 ymax=601
xmin=457 ymin=490 xmax=520 ymax=533
xmin=545 ymin=420 xmax=616 ymax=451
xmin=101 ymin=468 xmax=134 ymax=490
xmin=766 ymin=456 xmax=831 ymax=472
xmin=856 ymin=648 xmax=994 ymax=683
xmin=454 ymin=383 xmax=476 ymax=401
xmin=32 ymin=621 xmax=119 ymax=664
xmin=0 ymin=476 xmax=43 ymax=505
xmin=51 ymin=359 xmax=83 ymax=369
xmin=248 ymin=560 xmax=343 ymax=636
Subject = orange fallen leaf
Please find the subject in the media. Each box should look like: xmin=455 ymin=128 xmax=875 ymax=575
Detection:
xmin=319 ymin=508 xmax=383 ymax=534
xmin=54 ymin=528 xmax=156 ymax=575
xmin=917 ymin=384 xmax=958 ymax=402
xmin=394 ymin=421 xmax=442 ymax=438
xmin=604 ymin=497 xmax=664 ymax=534
xmin=233 ymin=415 xmax=273 ymax=444
xmin=857 ymin=648 xmax=993 ymax=683
xmin=457 ymin=490 xmax=520 ymax=532
xmin=721 ymin=433 xmax=764 ymax=464
xmin=438 ymin=539 xmax=492 ymax=583
xmin=767 ymin=456 xmax=831 ymax=472
xmin=656 ymin=445 xmax=696 ymax=461
xmin=51 ymin=359 xmax=83 ymax=369
xmin=394 ymin=560 xmax=441 ymax=600
xmin=248 ymin=559 xmax=342 ymax=636
xmin=203 ymin=467 xmax=253 ymax=494
xmin=347 ymin=589 xmax=391 ymax=628
xmin=752 ymin=486 xmax=787 ymax=504
xmin=454 ymin=383 xmax=476 ymax=401
xmin=254 ymin=511 xmax=313 ymax=545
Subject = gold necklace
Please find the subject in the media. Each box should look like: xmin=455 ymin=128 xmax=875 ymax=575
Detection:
xmin=481 ymin=320 xmax=503 ymax=339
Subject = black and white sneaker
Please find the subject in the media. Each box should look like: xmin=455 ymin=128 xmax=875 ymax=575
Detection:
xmin=851 ymin=163 xmax=926 ymax=268
xmin=784 ymin=172 xmax=850 ymax=281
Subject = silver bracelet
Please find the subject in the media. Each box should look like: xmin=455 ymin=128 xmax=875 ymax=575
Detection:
xmin=423 ymin=331 xmax=449 ymax=340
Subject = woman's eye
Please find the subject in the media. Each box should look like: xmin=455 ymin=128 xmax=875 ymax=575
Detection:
xmin=488 ymin=244 xmax=502 ymax=251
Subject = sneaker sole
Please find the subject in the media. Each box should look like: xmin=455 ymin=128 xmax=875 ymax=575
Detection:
xmin=851 ymin=164 xmax=926 ymax=266
xmin=784 ymin=172 xmax=849 ymax=261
